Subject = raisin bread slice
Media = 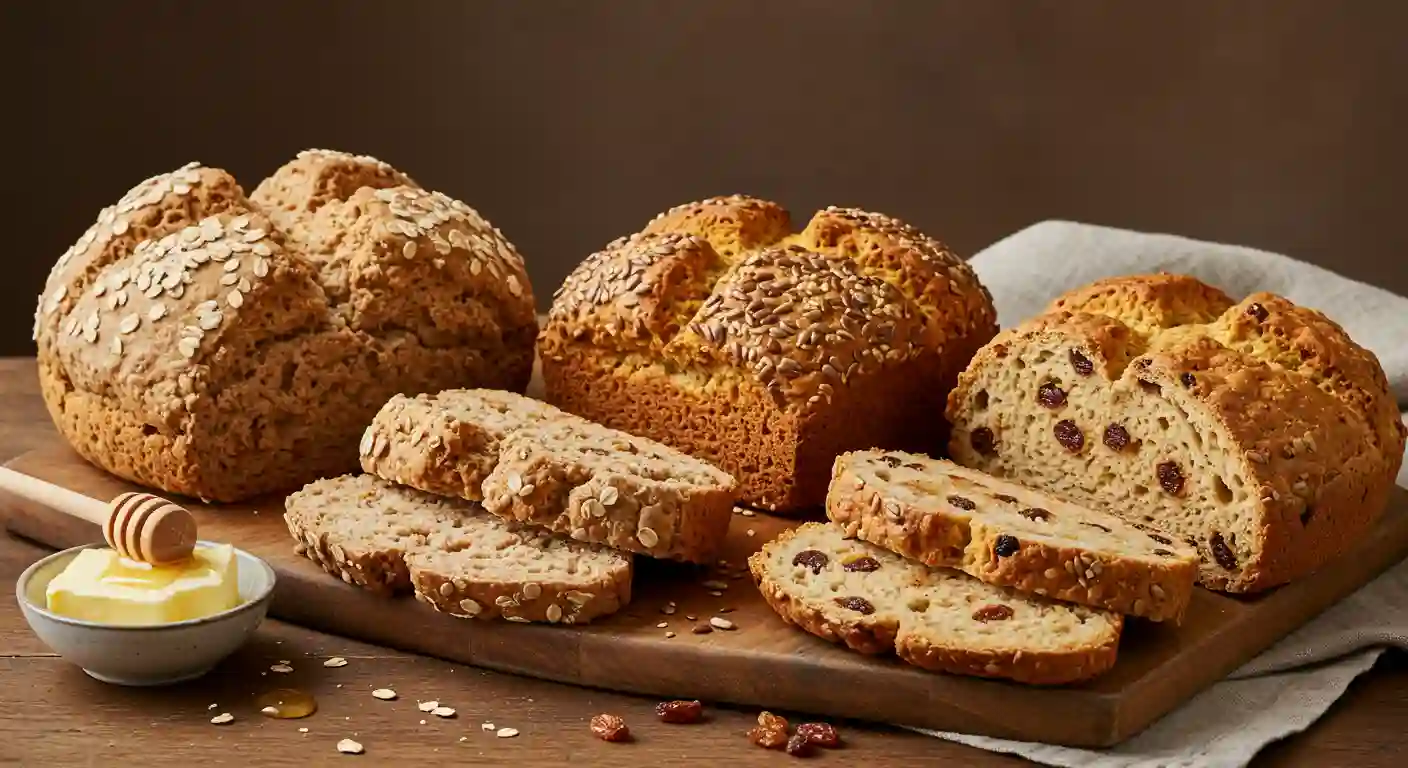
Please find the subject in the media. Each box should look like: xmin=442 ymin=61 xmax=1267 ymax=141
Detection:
xmin=945 ymin=274 xmax=1405 ymax=593
xmin=828 ymin=450 xmax=1198 ymax=622
xmin=285 ymin=474 xmax=632 ymax=624
xmin=749 ymin=523 xmax=1121 ymax=685
xmin=360 ymin=389 xmax=737 ymax=564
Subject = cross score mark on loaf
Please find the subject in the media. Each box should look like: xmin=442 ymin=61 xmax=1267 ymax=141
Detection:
xmin=539 ymin=196 xmax=1000 ymax=513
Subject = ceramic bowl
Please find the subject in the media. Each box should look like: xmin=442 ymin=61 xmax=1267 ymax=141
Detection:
xmin=15 ymin=540 xmax=276 ymax=686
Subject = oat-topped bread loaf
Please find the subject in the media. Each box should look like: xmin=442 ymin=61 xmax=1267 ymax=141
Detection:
xmin=539 ymin=196 xmax=997 ymax=513
xmin=827 ymin=450 xmax=1198 ymax=621
xmin=33 ymin=151 xmax=537 ymax=502
xmin=286 ymin=473 xmax=631 ymax=624
xmin=946 ymin=274 xmax=1406 ymax=593
xmin=360 ymin=389 xmax=737 ymax=563
xmin=749 ymin=523 xmax=1121 ymax=684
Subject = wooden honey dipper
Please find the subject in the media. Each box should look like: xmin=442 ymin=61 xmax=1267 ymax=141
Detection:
xmin=0 ymin=467 xmax=198 ymax=564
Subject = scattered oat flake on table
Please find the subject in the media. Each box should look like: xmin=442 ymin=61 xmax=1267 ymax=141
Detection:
xmin=746 ymin=529 xmax=756 ymax=537
xmin=324 ymin=657 xmax=348 ymax=668
xmin=418 ymin=700 xmax=439 ymax=712
xmin=261 ymin=706 xmax=279 ymax=716
xmin=210 ymin=713 xmax=234 ymax=725
xmin=710 ymin=617 xmax=736 ymax=631
xmin=299 ymin=728 xmax=309 ymax=734
xmin=701 ymin=580 xmax=728 ymax=590
xmin=270 ymin=664 xmax=293 ymax=673
xmin=496 ymin=727 xmax=519 ymax=738
xmin=207 ymin=703 xmax=218 ymax=710
xmin=655 ymin=622 xmax=668 ymax=629
xmin=481 ymin=722 xmax=495 ymax=731
xmin=336 ymin=738 xmax=364 ymax=754
xmin=371 ymin=688 xmax=397 ymax=700
xmin=432 ymin=707 xmax=456 ymax=718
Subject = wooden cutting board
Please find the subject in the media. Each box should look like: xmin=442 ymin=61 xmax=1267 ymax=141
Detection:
xmin=5 ymin=443 xmax=1408 ymax=748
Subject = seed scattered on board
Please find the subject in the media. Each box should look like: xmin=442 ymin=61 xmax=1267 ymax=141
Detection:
xmin=417 ymin=700 xmax=439 ymax=713
xmin=371 ymin=688 xmax=397 ymax=700
xmin=210 ymin=713 xmax=234 ymax=725
xmin=336 ymin=738 xmax=364 ymax=755
xmin=270 ymin=663 xmax=293 ymax=674
xmin=324 ymin=657 xmax=348 ymax=668
xmin=497 ymin=727 xmax=519 ymax=738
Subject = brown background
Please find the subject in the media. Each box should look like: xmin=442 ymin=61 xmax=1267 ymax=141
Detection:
xmin=7 ymin=1 xmax=1406 ymax=356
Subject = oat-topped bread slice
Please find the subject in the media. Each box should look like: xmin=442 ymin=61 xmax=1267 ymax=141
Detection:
xmin=360 ymin=389 xmax=738 ymax=563
xmin=749 ymin=523 xmax=1121 ymax=685
xmin=945 ymin=274 xmax=1405 ymax=593
xmin=828 ymin=450 xmax=1198 ymax=622
xmin=285 ymin=474 xmax=631 ymax=624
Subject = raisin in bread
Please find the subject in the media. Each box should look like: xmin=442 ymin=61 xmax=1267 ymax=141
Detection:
xmin=749 ymin=523 xmax=1121 ymax=684
xmin=285 ymin=473 xmax=631 ymax=624
xmin=538 ymin=197 xmax=997 ymax=513
xmin=33 ymin=150 xmax=537 ymax=503
xmin=827 ymin=450 xmax=1198 ymax=621
xmin=359 ymin=389 xmax=737 ymax=563
xmin=946 ymin=274 xmax=1406 ymax=593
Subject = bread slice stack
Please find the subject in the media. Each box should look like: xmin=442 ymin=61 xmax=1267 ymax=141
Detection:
xmin=286 ymin=389 xmax=738 ymax=625
xmin=749 ymin=449 xmax=1200 ymax=684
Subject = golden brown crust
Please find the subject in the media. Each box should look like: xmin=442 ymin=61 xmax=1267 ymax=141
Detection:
xmin=540 ymin=197 xmax=996 ymax=513
xmin=946 ymin=273 xmax=1404 ymax=593
xmin=35 ymin=152 xmax=536 ymax=503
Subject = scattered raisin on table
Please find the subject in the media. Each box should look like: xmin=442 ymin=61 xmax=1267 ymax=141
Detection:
xmin=655 ymin=700 xmax=704 ymax=724
xmin=1054 ymin=420 xmax=1084 ymax=453
xmin=1210 ymin=532 xmax=1238 ymax=570
xmin=993 ymin=535 xmax=1020 ymax=557
xmin=785 ymin=733 xmax=813 ymax=756
xmin=1037 ymin=383 xmax=1068 ymax=408
xmin=972 ymin=604 xmax=1015 ymax=622
xmin=792 ymin=549 xmax=828 ymax=574
xmin=748 ymin=725 xmax=789 ymax=750
xmin=796 ymin=722 xmax=842 ymax=748
xmin=947 ymin=495 xmax=976 ymax=510
xmin=590 ymin=714 xmax=630 ymax=742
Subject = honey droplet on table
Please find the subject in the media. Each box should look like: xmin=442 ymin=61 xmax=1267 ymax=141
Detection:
xmin=255 ymin=688 xmax=318 ymax=719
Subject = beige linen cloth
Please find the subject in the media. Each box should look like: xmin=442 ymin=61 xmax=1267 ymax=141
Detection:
xmin=914 ymin=222 xmax=1408 ymax=767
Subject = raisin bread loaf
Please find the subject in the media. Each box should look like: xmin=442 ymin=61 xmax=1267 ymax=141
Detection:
xmin=360 ymin=389 xmax=737 ymax=563
xmin=827 ymin=450 xmax=1198 ymax=621
xmin=946 ymin=274 xmax=1406 ymax=593
xmin=749 ymin=523 xmax=1122 ymax=684
xmin=33 ymin=150 xmax=537 ymax=502
xmin=285 ymin=473 xmax=631 ymax=624
xmin=539 ymin=197 xmax=997 ymax=513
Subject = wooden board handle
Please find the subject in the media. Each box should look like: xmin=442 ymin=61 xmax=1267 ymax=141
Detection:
xmin=0 ymin=466 xmax=110 ymax=526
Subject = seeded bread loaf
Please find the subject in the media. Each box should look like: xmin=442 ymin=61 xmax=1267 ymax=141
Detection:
xmin=539 ymin=197 xmax=997 ymax=513
xmin=748 ymin=523 xmax=1122 ymax=684
xmin=33 ymin=150 xmax=537 ymax=502
xmin=359 ymin=389 xmax=738 ymax=563
xmin=945 ymin=274 xmax=1406 ymax=593
xmin=285 ymin=473 xmax=632 ymax=624
xmin=827 ymin=450 xmax=1199 ymax=621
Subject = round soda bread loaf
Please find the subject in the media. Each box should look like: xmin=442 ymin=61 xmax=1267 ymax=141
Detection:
xmin=33 ymin=150 xmax=538 ymax=502
xmin=827 ymin=450 xmax=1198 ymax=622
xmin=538 ymin=196 xmax=997 ymax=514
xmin=748 ymin=522 xmax=1122 ymax=685
xmin=359 ymin=389 xmax=738 ymax=563
xmin=285 ymin=473 xmax=632 ymax=625
xmin=945 ymin=274 xmax=1406 ymax=593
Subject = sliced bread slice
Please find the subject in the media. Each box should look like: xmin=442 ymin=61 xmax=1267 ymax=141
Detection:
xmin=827 ymin=450 xmax=1198 ymax=622
xmin=360 ymin=389 xmax=737 ymax=563
xmin=748 ymin=522 xmax=1122 ymax=684
xmin=285 ymin=473 xmax=632 ymax=624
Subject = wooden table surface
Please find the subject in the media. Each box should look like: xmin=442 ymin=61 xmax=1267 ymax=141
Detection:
xmin=1 ymin=359 xmax=1404 ymax=767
